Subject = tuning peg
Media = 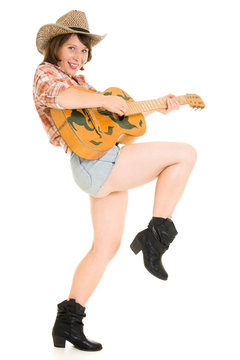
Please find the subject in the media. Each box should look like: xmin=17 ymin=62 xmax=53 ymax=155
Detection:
xmin=191 ymin=106 xmax=200 ymax=111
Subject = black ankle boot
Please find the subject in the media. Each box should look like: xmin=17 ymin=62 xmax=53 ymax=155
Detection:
xmin=52 ymin=299 xmax=102 ymax=351
xmin=130 ymin=217 xmax=178 ymax=280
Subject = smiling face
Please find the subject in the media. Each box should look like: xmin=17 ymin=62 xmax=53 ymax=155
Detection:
xmin=57 ymin=34 xmax=89 ymax=77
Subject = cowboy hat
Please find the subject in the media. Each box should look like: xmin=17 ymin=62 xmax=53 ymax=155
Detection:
xmin=36 ymin=10 xmax=106 ymax=54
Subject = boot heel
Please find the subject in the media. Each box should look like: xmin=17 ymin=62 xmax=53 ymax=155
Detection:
xmin=53 ymin=335 xmax=66 ymax=348
xmin=130 ymin=234 xmax=142 ymax=254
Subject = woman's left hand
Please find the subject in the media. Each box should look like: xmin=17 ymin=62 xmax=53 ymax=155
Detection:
xmin=157 ymin=94 xmax=180 ymax=115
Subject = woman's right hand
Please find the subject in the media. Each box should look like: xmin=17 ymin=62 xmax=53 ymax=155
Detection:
xmin=102 ymin=95 xmax=128 ymax=116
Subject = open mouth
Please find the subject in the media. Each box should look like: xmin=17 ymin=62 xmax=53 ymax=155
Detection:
xmin=68 ymin=62 xmax=78 ymax=70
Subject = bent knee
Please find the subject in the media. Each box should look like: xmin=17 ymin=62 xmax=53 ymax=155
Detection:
xmin=180 ymin=143 xmax=197 ymax=167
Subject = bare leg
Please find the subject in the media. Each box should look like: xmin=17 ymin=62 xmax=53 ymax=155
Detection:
xmin=96 ymin=141 xmax=197 ymax=218
xmin=152 ymin=160 xmax=195 ymax=217
xmin=68 ymin=191 xmax=128 ymax=306
xmin=69 ymin=141 xmax=196 ymax=304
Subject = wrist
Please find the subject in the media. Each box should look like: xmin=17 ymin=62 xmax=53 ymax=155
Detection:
xmin=99 ymin=94 xmax=108 ymax=108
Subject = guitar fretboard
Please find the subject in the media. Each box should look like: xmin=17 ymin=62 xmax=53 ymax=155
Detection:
xmin=125 ymin=95 xmax=187 ymax=116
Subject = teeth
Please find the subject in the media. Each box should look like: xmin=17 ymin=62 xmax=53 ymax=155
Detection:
xmin=69 ymin=63 xmax=78 ymax=68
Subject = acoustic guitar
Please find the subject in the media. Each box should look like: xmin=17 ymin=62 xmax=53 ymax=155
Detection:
xmin=50 ymin=87 xmax=205 ymax=160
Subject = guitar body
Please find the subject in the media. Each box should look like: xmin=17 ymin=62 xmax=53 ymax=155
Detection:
xmin=50 ymin=87 xmax=146 ymax=160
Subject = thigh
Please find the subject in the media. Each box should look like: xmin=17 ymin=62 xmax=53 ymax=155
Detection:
xmin=96 ymin=141 xmax=189 ymax=198
xmin=90 ymin=190 xmax=128 ymax=249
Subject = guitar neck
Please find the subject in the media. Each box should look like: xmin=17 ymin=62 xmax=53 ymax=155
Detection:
xmin=125 ymin=95 xmax=188 ymax=116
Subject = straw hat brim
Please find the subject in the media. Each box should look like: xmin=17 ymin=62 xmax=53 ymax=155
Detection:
xmin=36 ymin=23 xmax=106 ymax=54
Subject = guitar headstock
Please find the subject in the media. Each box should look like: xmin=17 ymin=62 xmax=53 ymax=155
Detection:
xmin=185 ymin=94 xmax=205 ymax=110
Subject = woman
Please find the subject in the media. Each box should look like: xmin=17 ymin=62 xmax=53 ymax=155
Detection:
xmin=33 ymin=10 xmax=197 ymax=352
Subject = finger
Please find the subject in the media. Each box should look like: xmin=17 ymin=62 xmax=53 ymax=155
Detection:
xmin=167 ymin=99 xmax=178 ymax=111
xmin=158 ymin=109 xmax=168 ymax=114
xmin=117 ymin=109 xmax=126 ymax=116
xmin=168 ymin=98 xmax=179 ymax=107
xmin=122 ymin=105 xmax=129 ymax=114
xmin=167 ymin=98 xmax=174 ymax=108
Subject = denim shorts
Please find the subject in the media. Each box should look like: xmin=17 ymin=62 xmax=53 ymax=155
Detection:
xmin=70 ymin=145 xmax=120 ymax=197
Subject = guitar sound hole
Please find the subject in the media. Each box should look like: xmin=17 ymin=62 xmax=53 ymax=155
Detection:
xmin=112 ymin=113 xmax=124 ymax=122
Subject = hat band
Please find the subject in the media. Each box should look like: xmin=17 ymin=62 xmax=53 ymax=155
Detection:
xmin=69 ymin=27 xmax=90 ymax=33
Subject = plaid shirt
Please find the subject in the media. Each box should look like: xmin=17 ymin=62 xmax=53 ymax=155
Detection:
xmin=33 ymin=62 xmax=97 ymax=153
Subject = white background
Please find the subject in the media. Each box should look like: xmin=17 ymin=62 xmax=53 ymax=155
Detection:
xmin=1 ymin=0 xmax=240 ymax=359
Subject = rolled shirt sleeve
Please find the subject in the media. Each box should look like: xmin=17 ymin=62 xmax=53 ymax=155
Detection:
xmin=34 ymin=70 xmax=70 ymax=109
xmin=33 ymin=62 xmax=98 ymax=153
